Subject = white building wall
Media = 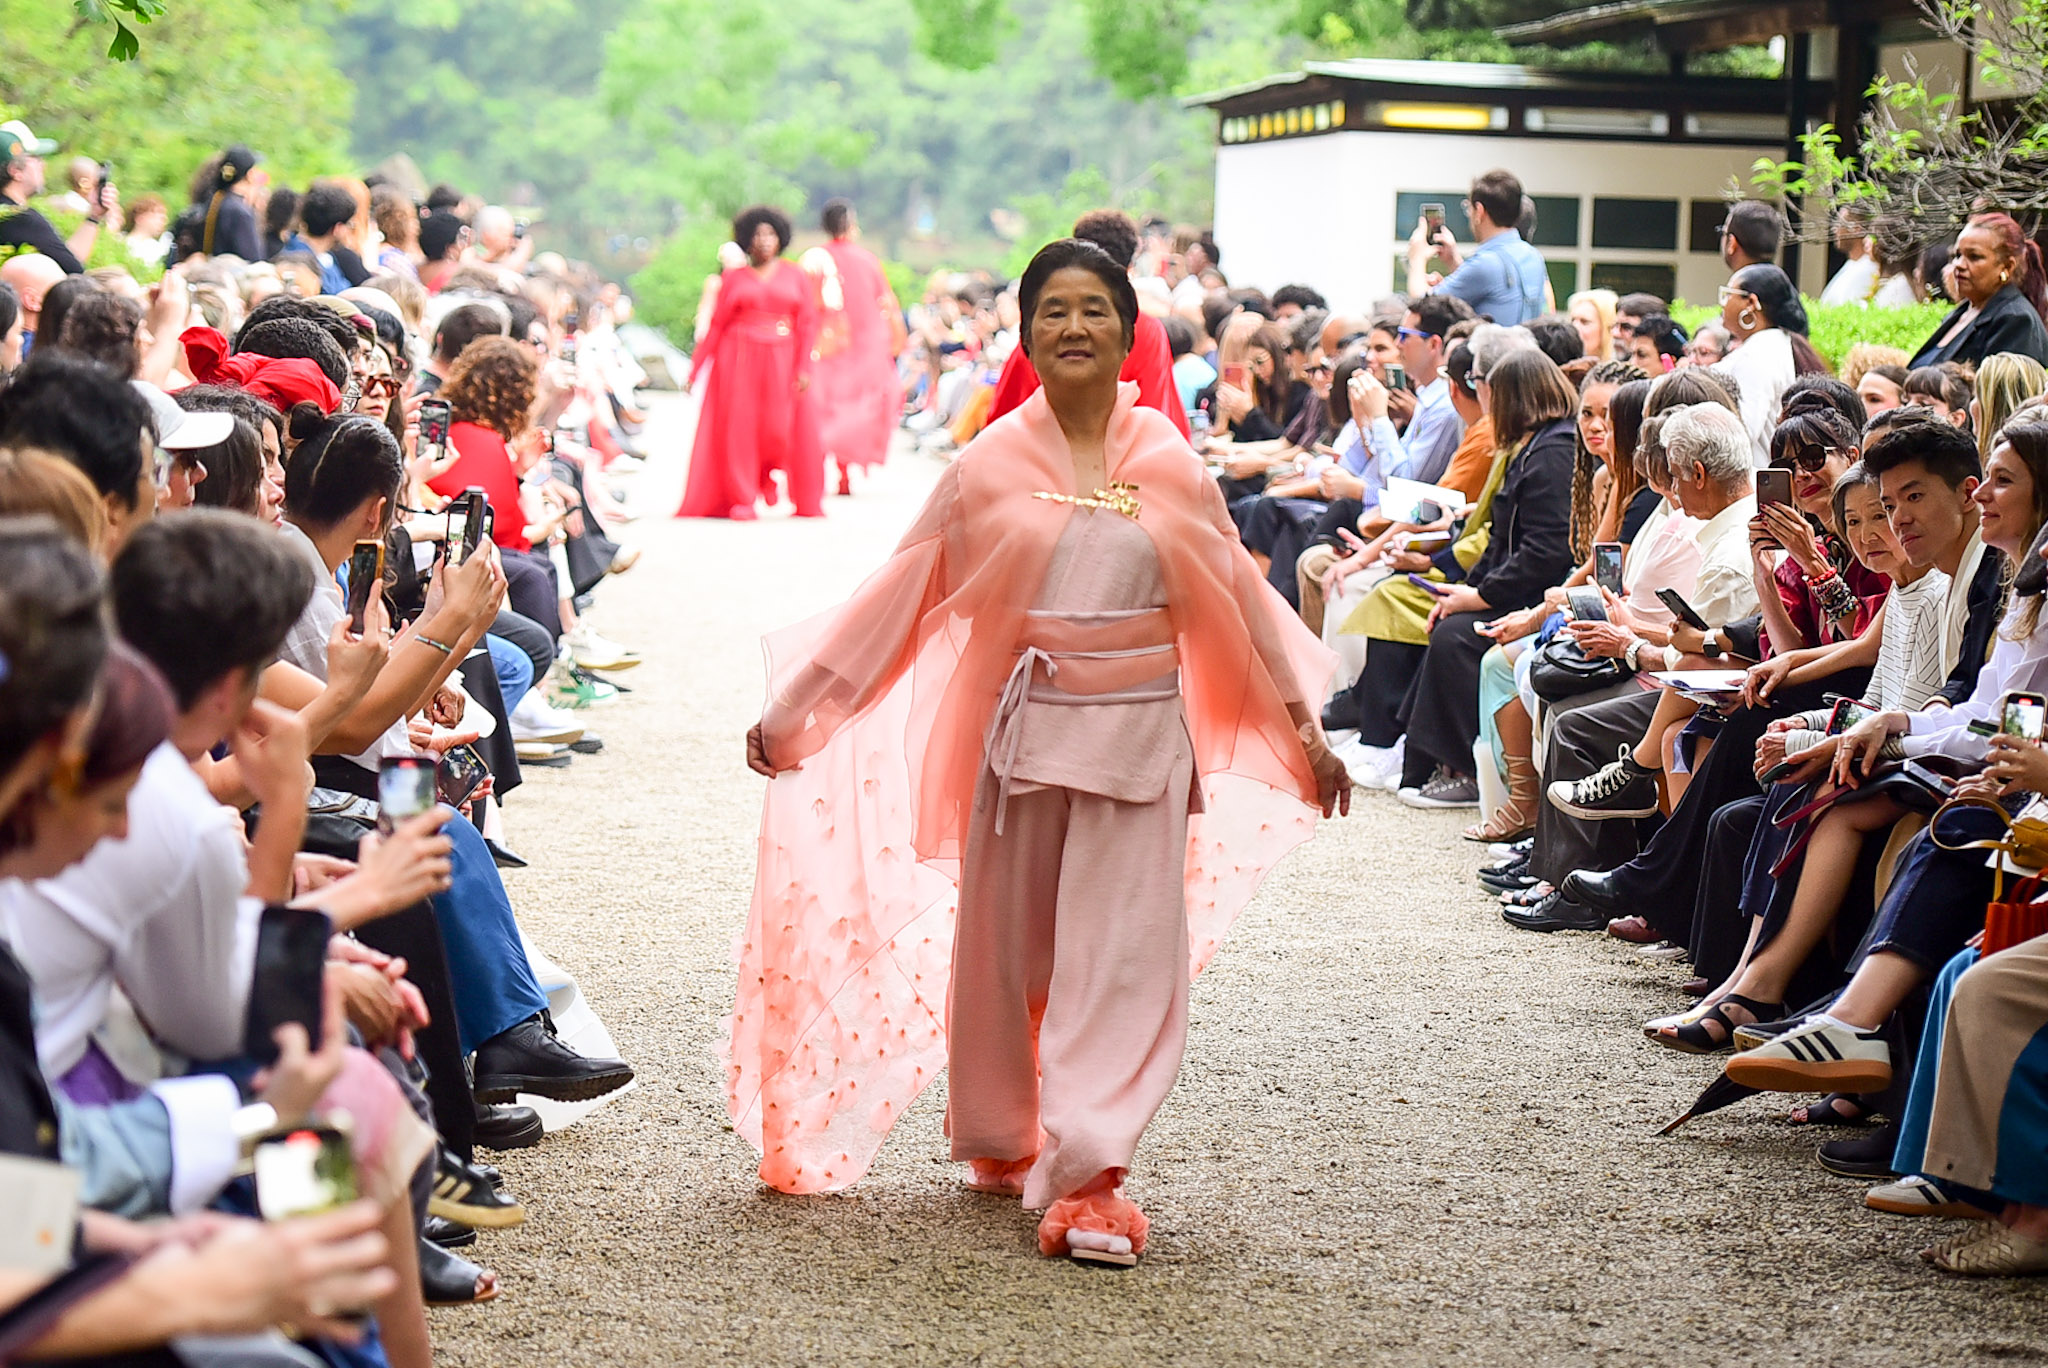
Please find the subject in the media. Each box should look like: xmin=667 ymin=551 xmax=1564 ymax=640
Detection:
xmin=1214 ymin=129 xmax=1800 ymax=314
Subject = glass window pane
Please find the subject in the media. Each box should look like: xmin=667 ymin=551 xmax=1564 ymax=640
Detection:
xmin=1590 ymin=262 xmax=1678 ymax=299
xmin=1546 ymin=259 xmax=1580 ymax=302
xmin=1689 ymin=200 xmax=1727 ymax=254
xmin=1392 ymin=191 xmax=1473 ymax=242
xmin=1591 ymin=198 xmax=1679 ymax=250
xmin=1528 ymin=196 xmax=1580 ymax=250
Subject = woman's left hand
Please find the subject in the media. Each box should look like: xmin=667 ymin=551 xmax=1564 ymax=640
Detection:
xmin=1427 ymin=584 xmax=1486 ymax=629
xmin=1303 ymin=731 xmax=1353 ymax=818
xmin=1564 ymin=619 xmax=1635 ymax=659
xmin=1985 ymin=733 xmax=2048 ymax=795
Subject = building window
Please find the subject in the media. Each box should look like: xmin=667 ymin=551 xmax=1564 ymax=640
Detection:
xmin=1688 ymin=199 xmax=1727 ymax=254
xmin=1526 ymin=108 xmax=1670 ymax=137
xmin=1546 ymin=259 xmax=1580 ymax=302
xmin=1590 ymin=262 xmax=1678 ymax=299
xmin=1528 ymin=196 xmax=1581 ymax=250
xmin=1393 ymin=191 xmax=1472 ymax=242
xmin=1591 ymin=198 xmax=1679 ymax=251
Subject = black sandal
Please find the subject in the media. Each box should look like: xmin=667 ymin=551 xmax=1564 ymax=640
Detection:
xmin=419 ymin=1236 xmax=500 ymax=1305
xmin=1653 ymin=994 xmax=1782 ymax=1055
xmin=1789 ymin=1092 xmax=1875 ymax=1127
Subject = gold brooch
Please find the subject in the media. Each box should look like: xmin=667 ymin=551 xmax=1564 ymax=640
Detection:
xmin=1032 ymin=481 xmax=1141 ymax=519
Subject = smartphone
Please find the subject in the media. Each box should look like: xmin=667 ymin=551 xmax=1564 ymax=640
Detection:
xmin=243 ymin=905 xmax=332 ymax=1067
xmin=1405 ymin=572 xmax=1449 ymax=596
xmin=1384 ymin=362 xmax=1408 ymax=393
xmin=1655 ymin=587 xmax=1711 ymax=632
xmin=1757 ymin=467 xmax=1795 ymax=509
xmin=446 ymin=487 xmax=486 ymax=566
xmin=559 ymin=335 xmax=578 ymax=365
xmin=253 ymin=1123 xmax=359 ymax=1221
xmin=376 ymin=755 xmax=438 ymax=835
xmin=1593 ymin=542 xmax=1624 ymax=594
xmin=1827 ymin=696 xmax=1877 ymax=735
xmin=437 ymin=743 xmax=489 ymax=808
xmin=1222 ymin=362 xmax=1248 ymax=390
xmin=343 ymin=539 xmax=384 ymax=634
xmin=94 ymin=161 xmax=113 ymax=208
xmin=2004 ymin=690 xmax=2047 ymax=741
xmin=1565 ymin=585 xmax=1607 ymax=622
xmin=418 ymin=397 xmax=453 ymax=454
xmin=1421 ymin=202 xmax=1446 ymax=236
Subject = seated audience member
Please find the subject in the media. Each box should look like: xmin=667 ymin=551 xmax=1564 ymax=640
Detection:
xmin=176 ymin=384 xmax=288 ymax=524
xmin=1348 ymin=348 xmax=1578 ymax=803
xmin=1612 ymin=292 xmax=1668 ymax=353
xmin=1908 ymin=211 xmax=2048 ymax=369
xmin=1904 ymin=361 xmax=1975 ymax=427
xmin=1336 ymin=293 xmax=1475 ymax=508
xmin=0 ymin=349 xmax=154 ymax=549
xmin=1165 ymin=312 xmax=1214 ymax=422
xmin=1974 ymin=351 xmax=2048 ymax=456
xmin=1686 ymin=323 xmax=1732 ymax=368
xmin=1857 ymin=363 xmax=1909 ymax=416
xmin=1525 ymin=315 xmax=1585 ymax=369
xmin=1566 ymin=288 xmax=1616 ymax=363
xmin=1627 ymin=315 xmax=1687 ymax=375
xmin=1715 ymin=263 xmax=1831 ymax=461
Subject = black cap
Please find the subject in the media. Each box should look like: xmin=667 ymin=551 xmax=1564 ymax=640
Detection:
xmin=214 ymin=145 xmax=260 ymax=192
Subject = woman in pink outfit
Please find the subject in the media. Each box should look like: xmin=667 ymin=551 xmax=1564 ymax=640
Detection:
xmin=809 ymin=199 xmax=903 ymax=494
xmin=738 ymin=239 xmax=1352 ymax=1264
xmin=677 ymin=205 xmax=825 ymax=519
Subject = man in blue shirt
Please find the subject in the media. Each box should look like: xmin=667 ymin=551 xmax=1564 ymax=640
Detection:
xmin=1407 ymin=169 xmax=1547 ymax=326
xmin=281 ymin=181 xmax=356 ymax=295
xmin=1330 ymin=293 xmax=1474 ymax=511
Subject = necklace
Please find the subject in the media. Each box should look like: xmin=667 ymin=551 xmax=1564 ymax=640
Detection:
xmin=1032 ymin=481 xmax=1141 ymax=519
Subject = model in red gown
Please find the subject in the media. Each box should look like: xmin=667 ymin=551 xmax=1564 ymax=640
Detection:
xmin=678 ymin=216 xmax=825 ymax=519
xmin=808 ymin=203 xmax=903 ymax=492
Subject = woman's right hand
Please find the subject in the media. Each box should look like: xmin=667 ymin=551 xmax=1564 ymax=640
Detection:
xmin=1216 ymin=383 xmax=1253 ymax=422
xmin=1830 ymin=710 xmax=1906 ymax=788
xmin=325 ymin=604 xmax=391 ymax=705
xmin=168 ymin=1202 xmax=397 ymax=1345
xmin=1741 ymin=655 xmax=1794 ymax=708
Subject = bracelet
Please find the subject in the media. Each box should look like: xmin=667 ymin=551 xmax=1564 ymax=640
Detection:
xmin=412 ymin=634 xmax=454 ymax=655
xmin=1814 ymin=574 xmax=1859 ymax=622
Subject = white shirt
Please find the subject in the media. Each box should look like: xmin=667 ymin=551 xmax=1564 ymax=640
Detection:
xmin=1690 ymin=494 xmax=1763 ymax=628
xmin=1904 ymin=597 xmax=2048 ymax=761
xmin=1714 ymin=331 xmax=1794 ymax=466
xmin=1170 ymin=274 xmax=1208 ymax=313
xmin=1874 ymin=274 xmax=1920 ymax=309
xmin=276 ymin=520 xmax=414 ymax=771
xmin=1819 ymin=255 xmax=1880 ymax=307
xmin=0 ymin=743 xmax=261 ymax=1078
xmin=1872 ymin=569 xmax=1954 ymax=712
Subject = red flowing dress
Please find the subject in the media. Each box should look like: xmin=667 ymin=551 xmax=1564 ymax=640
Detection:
xmin=812 ymin=238 xmax=902 ymax=476
xmin=678 ymin=259 xmax=825 ymax=519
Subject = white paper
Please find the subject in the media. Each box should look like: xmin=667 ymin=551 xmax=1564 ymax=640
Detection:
xmin=0 ymin=1154 xmax=79 ymax=1274
xmin=1382 ymin=476 xmax=1464 ymax=525
xmin=1649 ymin=670 xmax=1749 ymax=694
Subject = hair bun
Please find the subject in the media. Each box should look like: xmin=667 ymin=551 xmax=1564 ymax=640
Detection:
xmin=286 ymin=401 xmax=330 ymax=443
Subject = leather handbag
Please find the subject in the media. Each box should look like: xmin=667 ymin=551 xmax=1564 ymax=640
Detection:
xmin=1527 ymin=634 xmax=1625 ymax=703
xmin=1932 ymin=793 xmax=2048 ymax=928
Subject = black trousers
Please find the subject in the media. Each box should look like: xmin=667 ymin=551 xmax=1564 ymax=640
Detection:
xmin=1399 ymin=609 xmax=1494 ymax=787
xmin=354 ymin=901 xmax=477 ymax=1162
xmin=500 ymin=547 xmax=563 ymax=641
xmin=1355 ymin=639 xmax=1425 ymax=747
xmin=1587 ymin=671 xmax=1872 ymax=910
xmin=1686 ymin=794 xmax=1765 ymax=978
xmin=1529 ymin=689 xmax=1661 ymax=885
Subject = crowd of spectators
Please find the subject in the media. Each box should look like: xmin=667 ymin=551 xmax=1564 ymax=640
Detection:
xmin=0 ymin=119 xmax=661 ymax=1363
xmin=894 ymin=172 xmax=2048 ymax=1280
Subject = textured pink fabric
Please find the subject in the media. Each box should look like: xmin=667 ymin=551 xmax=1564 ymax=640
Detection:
xmin=1038 ymin=1190 xmax=1149 ymax=1256
xmin=726 ymin=383 xmax=1335 ymax=1194
xmin=813 ymin=239 xmax=901 ymax=473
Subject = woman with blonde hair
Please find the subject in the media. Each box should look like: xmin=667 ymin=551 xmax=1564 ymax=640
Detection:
xmin=1567 ymin=289 xmax=1617 ymax=364
xmin=1974 ymin=351 xmax=2048 ymax=455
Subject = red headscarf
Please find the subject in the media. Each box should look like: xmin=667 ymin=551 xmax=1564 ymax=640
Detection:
xmin=179 ymin=325 xmax=342 ymax=413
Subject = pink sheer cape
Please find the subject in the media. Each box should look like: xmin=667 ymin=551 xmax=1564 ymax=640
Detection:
xmin=725 ymin=383 xmax=1334 ymax=1193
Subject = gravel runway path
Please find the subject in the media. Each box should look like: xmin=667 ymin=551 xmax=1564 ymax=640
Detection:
xmin=438 ymin=396 xmax=2048 ymax=1367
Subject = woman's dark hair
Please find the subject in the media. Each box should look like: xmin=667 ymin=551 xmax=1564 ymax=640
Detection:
xmin=1486 ymin=348 xmax=1578 ymax=454
xmin=1730 ymin=263 xmax=1811 ymax=336
xmin=81 ymin=643 xmax=174 ymax=786
xmin=37 ymin=277 xmax=100 ymax=358
xmin=1994 ymin=422 xmax=2048 ymax=635
xmin=238 ymin=295 xmax=358 ymax=359
xmin=1608 ymin=378 xmax=1652 ymax=481
xmin=282 ymin=408 xmax=405 ymax=532
xmin=1071 ymin=209 xmax=1140 ymax=270
xmin=1017 ymin=237 xmax=1140 ymax=362
xmin=1331 ymin=348 xmax=1374 ymax=418
xmin=1904 ymin=362 xmax=1974 ymax=413
xmin=265 ymin=186 xmax=301 ymax=240
xmin=184 ymin=414 xmax=263 ymax=517
xmin=441 ymin=335 xmax=539 ymax=439
xmin=175 ymin=385 xmax=284 ymax=471
xmin=0 ymin=281 xmax=19 ymax=346
xmin=732 ymin=204 xmax=793 ymax=257
xmin=0 ymin=517 xmax=106 ymax=781
xmin=1831 ymin=461 xmax=1883 ymax=552
xmin=52 ymin=292 xmax=144 ymax=380
xmin=1162 ymin=313 xmax=1195 ymax=358
xmin=1527 ymin=316 xmax=1585 ymax=368
xmin=1444 ymin=338 xmax=1478 ymax=398
xmin=236 ymin=318 xmax=350 ymax=388
xmin=1568 ymin=359 xmax=1649 ymax=558
xmin=1781 ymin=374 xmax=1866 ymax=431
xmin=0 ymin=351 xmax=150 ymax=509
xmin=1245 ymin=322 xmax=1295 ymax=426
xmin=1919 ymin=241 xmax=1955 ymax=302
xmin=1647 ymin=366 xmax=1739 ymax=417
xmin=1769 ymin=406 xmax=1861 ymax=472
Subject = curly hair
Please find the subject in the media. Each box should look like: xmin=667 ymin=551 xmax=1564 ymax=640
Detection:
xmin=440 ymin=335 xmax=538 ymax=439
xmin=732 ymin=204 xmax=793 ymax=257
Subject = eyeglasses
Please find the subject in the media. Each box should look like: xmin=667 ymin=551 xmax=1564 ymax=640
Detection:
xmin=1396 ymin=326 xmax=1437 ymax=343
xmin=1716 ymin=285 xmax=1755 ymax=306
xmin=362 ymin=375 xmax=400 ymax=399
xmin=1305 ymin=362 xmax=1333 ymax=377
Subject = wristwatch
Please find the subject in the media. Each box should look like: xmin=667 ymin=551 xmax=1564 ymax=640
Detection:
xmin=1702 ymin=629 xmax=1723 ymax=659
xmin=1624 ymin=639 xmax=1647 ymax=671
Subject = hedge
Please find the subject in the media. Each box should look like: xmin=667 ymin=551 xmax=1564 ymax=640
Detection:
xmin=1668 ymin=298 xmax=1950 ymax=371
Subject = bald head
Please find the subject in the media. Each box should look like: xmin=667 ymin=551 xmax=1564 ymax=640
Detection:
xmin=1320 ymin=312 xmax=1366 ymax=357
xmin=0 ymin=254 xmax=69 ymax=323
xmin=474 ymin=205 xmax=515 ymax=255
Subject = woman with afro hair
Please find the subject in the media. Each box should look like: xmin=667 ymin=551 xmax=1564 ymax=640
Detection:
xmin=678 ymin=204 xmax=827 ymax=518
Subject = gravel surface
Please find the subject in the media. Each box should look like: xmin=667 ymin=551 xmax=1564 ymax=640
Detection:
xmin=439 ymin=396 xmax=2048 ymax=1367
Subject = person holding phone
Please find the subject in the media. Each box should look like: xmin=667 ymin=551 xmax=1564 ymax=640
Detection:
xmin=1747 ymin=407 xmax=1879 ymax=657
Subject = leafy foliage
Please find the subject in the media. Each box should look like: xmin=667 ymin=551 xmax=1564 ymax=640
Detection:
xmin=1668 ymin=298 xmax=1951 ymax=369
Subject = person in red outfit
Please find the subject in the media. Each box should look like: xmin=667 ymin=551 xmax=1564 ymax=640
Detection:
xmin=985 ymin=209 xmax=1190 ymax=440
xmin=678 ymin=205 xmax=826 ymax=519
xmin=809 ymin=198 xmax=904 ymax=495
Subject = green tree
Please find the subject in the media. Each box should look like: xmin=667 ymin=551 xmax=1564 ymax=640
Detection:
xmin=1 ymin=0 xmax=353 ymax=200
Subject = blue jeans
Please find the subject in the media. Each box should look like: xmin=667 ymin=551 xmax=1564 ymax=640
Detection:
xmin=435 ymin=814 xmax=549 ymax=1053
xmin=485 ymin=632 xmax=533 ymax=710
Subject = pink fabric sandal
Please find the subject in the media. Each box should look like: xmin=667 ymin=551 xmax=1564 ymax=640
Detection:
xmin=964 ymin=1156 xmax=1035 ymax=1196
xmin=1037 ymin=1190 xmax=1149 ymax=1266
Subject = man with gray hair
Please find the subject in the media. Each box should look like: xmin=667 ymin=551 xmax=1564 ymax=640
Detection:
xmin=1504 ymin=400 xmax=1761 ymax=932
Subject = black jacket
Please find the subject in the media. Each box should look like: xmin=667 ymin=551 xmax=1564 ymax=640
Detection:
xmin=1464 ymin=417 xmax=1577 ymax=610
xmin=1910 ymin=284 xmax=2048 ymax=369
xmin=1943 ymin=544 xmax=2008 ymax=706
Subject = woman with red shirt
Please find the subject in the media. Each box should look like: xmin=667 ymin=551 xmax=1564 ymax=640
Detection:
xmin=678 ymin=204 xmax=825 ymax=519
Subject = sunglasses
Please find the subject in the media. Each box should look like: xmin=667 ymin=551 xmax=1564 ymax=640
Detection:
xmin=1396 ymin=326 xmax=1437 ymax=343
xmin=362 ymin=375 xmax=401 ymax=399
xmin=1777 ymin=443 xmax=1852 ymax=474
xmin=1305 ymin=362 xmax=1333 ymax=377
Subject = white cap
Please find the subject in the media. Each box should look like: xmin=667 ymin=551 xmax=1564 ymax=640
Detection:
xmin=134 ymin=382 xmax=235 ymax=451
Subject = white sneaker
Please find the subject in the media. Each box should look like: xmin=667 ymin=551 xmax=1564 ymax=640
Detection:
xmin=1336 ymin=737 xmax=1405 ymax=792
xmin=510 ymin=690 xmax=585 ymax=745
xmin=1637 ymin=940 xmax=1688 ymax=961
xmin=565 ymin=626 xmax=641 ymax=672
xmin=1723 ymin=1015 xmax=1893 ymax=1093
